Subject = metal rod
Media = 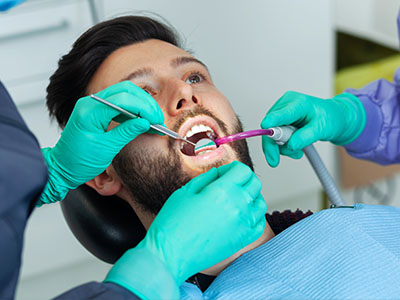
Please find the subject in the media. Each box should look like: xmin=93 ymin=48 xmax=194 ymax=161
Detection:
xmin=90 ymin=95 xmax=195 ymax=146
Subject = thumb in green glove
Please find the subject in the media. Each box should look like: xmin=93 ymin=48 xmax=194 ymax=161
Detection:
xmin=40 ymin=81 xmax=164 ymax=205
xmin=260 ymin=91 xmax=366 ymax=168
xmin=105 ymin=161 xmax=267 ymax=300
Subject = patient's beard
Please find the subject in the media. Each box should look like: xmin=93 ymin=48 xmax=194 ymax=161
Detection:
xmin=112 ymin=108 xmax=253 ymax=215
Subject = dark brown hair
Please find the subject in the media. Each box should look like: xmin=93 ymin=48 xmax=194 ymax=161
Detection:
xmin=46 ymin=15 xmax=182 ymax=128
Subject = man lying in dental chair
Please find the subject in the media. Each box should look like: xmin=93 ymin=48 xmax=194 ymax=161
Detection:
xmin=47 ymin=15 xmax=400 ymax=300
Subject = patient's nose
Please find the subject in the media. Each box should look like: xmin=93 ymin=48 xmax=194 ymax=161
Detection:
xmin=165 ymin=79 xmax=199 ymax=116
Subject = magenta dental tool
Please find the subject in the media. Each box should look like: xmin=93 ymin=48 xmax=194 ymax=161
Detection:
xmin=194 ymin=125 xmax=345 ymax=207
xmin=194 ymin=127 xmax=292 ymax=154
xmin=213 ymin=129 xmax=274 ymax=146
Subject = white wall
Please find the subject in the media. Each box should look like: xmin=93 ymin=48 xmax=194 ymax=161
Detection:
xmin=334 ymin=0 xmax=400 ymax=49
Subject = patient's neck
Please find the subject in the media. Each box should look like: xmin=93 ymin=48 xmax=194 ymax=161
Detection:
xmin=200 ymin=221 xmax=275 ymax=276
xmin=130 ymin=199 xmax=275 ymax=277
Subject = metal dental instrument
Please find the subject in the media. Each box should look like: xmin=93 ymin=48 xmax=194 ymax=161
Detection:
xmin=90 ymin=94 xmax=195 ymax=146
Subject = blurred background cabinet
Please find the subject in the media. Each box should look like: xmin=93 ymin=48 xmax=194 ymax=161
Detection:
xmin=334 ymin=0 xmax=400 ymax=207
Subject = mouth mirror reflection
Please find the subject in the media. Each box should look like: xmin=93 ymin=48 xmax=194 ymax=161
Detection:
xmin=193 ymin=138 xmax=217 ymax=156
xmin=180 ymin=130 xmax=217 ymax=156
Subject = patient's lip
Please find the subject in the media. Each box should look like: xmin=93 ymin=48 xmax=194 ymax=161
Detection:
xmin=177 ymin=115 xmax=233 ymax=171
xmin=183 ymin=143 xmax=228 ymax=169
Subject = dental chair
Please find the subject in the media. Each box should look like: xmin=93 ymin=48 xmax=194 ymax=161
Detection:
xmin=61 ymin=184 xmax=146 ymax=264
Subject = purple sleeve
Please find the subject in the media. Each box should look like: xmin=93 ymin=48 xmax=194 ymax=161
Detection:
xmin=344 ymin=68 xmax=400 ymax=165
xmin=344 ymin=11 xmax=400 ymax=165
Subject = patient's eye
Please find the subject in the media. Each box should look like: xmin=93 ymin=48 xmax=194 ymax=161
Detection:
xmin=141 ymin=85 xmax=156 ymax=96
xmin=185 ymin=72 xmax=205 ymax=84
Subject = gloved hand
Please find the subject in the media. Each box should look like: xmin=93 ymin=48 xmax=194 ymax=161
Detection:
xmin=39 ymin=81 xmax=164 ymax=205
xmin=0 ymin=0 xmax=25 ymax=11
xmin=260 ymin=91 xmax=366 ymax=167
xmin=105 ymin=161 xmax=267 ymax=300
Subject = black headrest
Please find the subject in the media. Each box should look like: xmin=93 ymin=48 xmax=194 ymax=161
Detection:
xmin=60 ymin=185 xmax=146 ymax=264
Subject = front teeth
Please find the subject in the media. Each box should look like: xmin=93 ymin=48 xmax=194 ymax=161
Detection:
xmin=185 ymin=124 xmax=214 ymax=139
xmin=196 ymin=150 xmax=212 ymax=156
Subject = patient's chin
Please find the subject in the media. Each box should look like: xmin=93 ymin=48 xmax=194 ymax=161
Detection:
xmin=181 ymin=147 xmax=237 ymax=177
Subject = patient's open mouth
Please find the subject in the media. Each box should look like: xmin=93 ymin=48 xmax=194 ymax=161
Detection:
xmin=180 ymin=124 xmax=218 ymax=156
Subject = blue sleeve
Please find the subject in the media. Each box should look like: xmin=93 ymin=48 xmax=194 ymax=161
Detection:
xmin=0 ymin=82 xmax=145 ymax=300
xmin=52 ymin=282 xmax=142 ymax=300
xmin=0 ymin=81 xmax=48 ymax=299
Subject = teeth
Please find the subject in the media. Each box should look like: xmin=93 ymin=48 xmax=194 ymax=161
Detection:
xmin=185 ymin=124 xmax=214 ymax=139
xmin=197 ymin=150 xmax=212 ymax=156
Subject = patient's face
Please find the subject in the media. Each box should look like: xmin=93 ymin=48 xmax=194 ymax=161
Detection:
xmin=87 ymin=39 xmax=252 ymax=214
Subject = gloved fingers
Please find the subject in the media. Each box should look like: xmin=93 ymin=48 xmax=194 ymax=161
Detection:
xmin=96 ymin=80 xmax=142 ymax=97
xmin=242 ymin=172 xmax=262 ymax=201
xmin=96 ymin=81 xmax=163 ymax=120
xmin=261 ymin=99 xmax=305 ymax=131
xmin=111 ymin=116 xmax=165 ymax=136
xmin=216 ymin=161 xmax=254 ymax=186
xmin=264 ymin=91 xmax=300 ymax=112
xmin=249 ymin=194 xmax=267 ymax=227
xmin=105 ymin=118 xmax=150 ymax=147
xmin=73 ymin=93 xmax=162 ymax=135
xmin=261 ymin=135 xmax=280 ymax=168
xmin=185 ymin=167 xmax=219 ymax=194
xmin=147 ymin=126 xmax=166 ymax=136
xmin=252 ymin=194 xmax=267 ymax=212
xmin=213 ymin=161 xmax=236 ymax=176
xmin=286 ymin=122 xmax=320 ymax=151
xmin=261 ymin=106 xmax=306 ymax=130
xmin=102 ymin=91 xmax=163 ymax=125
xmin=88 ymin=81 xmax=163 ymax=125
xmin=260 ymin=91 xmax=318 ymax=130
xmin=250 ymin=216 xmax=266 ymax=242
xmin=280 ymin=146 xmax=304 ymax=160
xmin=248 ymin=193 xmax=267 ymax=221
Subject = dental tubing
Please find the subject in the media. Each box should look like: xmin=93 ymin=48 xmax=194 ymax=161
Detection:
xmin=269 ymin=126 xmax=345 ymax=206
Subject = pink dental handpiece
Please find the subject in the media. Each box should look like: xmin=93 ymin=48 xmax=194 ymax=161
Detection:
xmin=214 ymin=129 xmax=274 ymax=146
xmin=194 ymin=129 xmax=277 ymax=155
xmin=194 ymin=126 xmax=346 ymax=206
xmin=193 ymin=129 xmax=276 ymax=156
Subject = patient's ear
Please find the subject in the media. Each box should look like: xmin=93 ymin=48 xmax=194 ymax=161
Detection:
xmin=85 ymin=166 xmax=122 ymax=196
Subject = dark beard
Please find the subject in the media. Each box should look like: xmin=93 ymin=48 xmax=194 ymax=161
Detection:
xmin=112 ymin=107 xmax=253 ymax=215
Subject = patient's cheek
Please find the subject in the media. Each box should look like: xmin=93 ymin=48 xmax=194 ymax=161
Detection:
xmin=126 ymin=132 xmax=169 ymax=151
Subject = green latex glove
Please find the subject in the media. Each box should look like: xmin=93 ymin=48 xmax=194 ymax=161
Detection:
xmin=105 ymin=161 xmax=267 ymax=300
xmin=260 ymin=91 xmax=366 ymax=167
xmin=39 ymin=81 xmax=164 ymax=205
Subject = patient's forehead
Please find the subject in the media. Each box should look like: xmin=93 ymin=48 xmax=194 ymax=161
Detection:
xmin=87 ymin=39 xmax=195 ymax=94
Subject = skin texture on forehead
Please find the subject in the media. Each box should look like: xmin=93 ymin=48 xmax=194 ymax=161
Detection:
xmin=88 ymin=39 xmax=206 ymax=94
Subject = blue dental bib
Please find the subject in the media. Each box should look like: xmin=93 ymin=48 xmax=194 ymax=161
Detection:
xmin=181 ymin=204 xmax=400 ymax=299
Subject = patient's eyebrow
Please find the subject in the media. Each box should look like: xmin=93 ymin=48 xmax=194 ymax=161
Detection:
xmin=120 ymin=57 xmax=209 ymax=83
xmin=171 ymin=56 xmax=209 ymax=72
xmin=121 ymin=67 xmax=154 ymax=82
